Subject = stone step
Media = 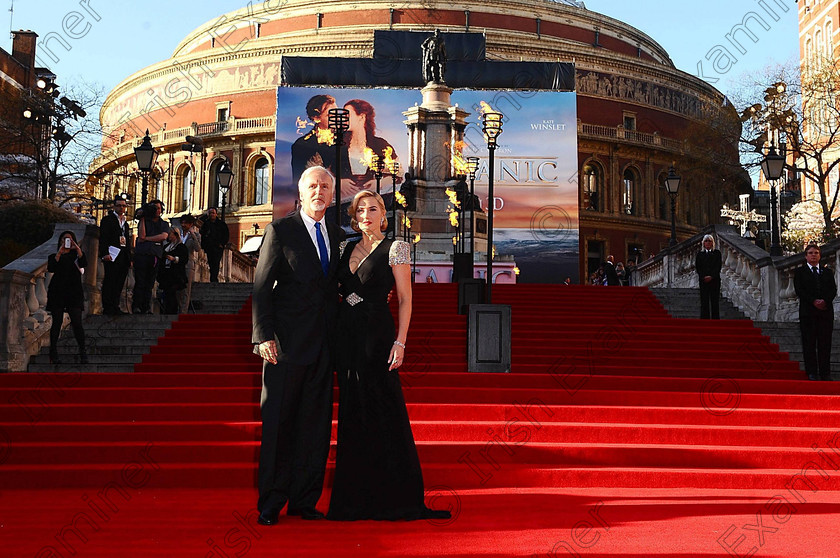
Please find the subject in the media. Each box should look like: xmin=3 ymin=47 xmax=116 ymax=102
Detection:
xmin=648 ymin=288 xmax=748 ymax=320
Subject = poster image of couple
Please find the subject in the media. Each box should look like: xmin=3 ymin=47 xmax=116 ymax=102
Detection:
xmin=289 ymin=93 xmax=401 ymax=210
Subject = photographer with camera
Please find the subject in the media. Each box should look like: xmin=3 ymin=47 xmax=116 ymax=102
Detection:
xmin=132 ymin=199 xmax=170 ymax=314
xmin=200 ymin=207 xmax=229 ymax=282
xmin=158 ymin=227 xmax=189 ymax=314
xmin=178 ymin=214 xmax=202 ymax=312
xmin=47 ymin=231 xmax=88 ymax=364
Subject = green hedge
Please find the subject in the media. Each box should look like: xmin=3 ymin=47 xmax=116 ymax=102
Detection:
xmin=0 ymin=201 xmax=81 ymax=268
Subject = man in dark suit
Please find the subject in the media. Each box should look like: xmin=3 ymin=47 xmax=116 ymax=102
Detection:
xmin=99 ymin=196 xmax=132 ymax=315
xmin=251 ymin=166 xmax=346 ymax=525
xmin=200 ymin=208 xmax=229 ymax=282
xmin=603 ymin=255 xmax=620 ymax=286
xmin=794 ymin=243 xmax=837 ymax=381
xmin=696 ymin=234 xmax=722 ymax=319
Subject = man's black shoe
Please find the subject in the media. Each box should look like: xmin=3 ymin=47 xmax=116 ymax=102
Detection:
xmin=288 ymin=508 xmax=325 ymax=520
xmin=808 ymin=374 xmax=820 ymax=381
xmin=257 ymin=509 xmax=280 ymax=526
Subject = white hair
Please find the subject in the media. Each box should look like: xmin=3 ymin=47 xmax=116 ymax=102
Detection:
xmin=702 ymin=234 xmax=715 ymax=249
xmin=298 ymin=165 xmax=335 ymax=193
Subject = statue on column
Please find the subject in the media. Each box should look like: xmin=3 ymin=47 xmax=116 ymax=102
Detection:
xmin=421 ymin=30 xmax=447 ymax=84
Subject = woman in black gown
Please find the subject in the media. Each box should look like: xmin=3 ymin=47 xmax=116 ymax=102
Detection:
xmin=327 ymin=191 xmax=450 ymax=521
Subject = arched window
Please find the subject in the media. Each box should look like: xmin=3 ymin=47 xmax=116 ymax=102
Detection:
xmin=208 ymin=159 xmax=227 ymax=210
xmin=183 ymin=167 xmax=192 ymax=211
xmin=827 ymin=21 xmax=834 ymax=55
xmin=254 ymin=157 xmax=270 ymax=205
xmin=173 ymin=165 xmax=191 ymax=213
xmin=658 ymin=173 xmax=668 ymax=220
xmin=128 ymin=176 xmax=138 ymax=216
xmin=622 ymin=168 xmax=638 ymax=215
xmin=816 ymin=30 xmax=824 ymax=67
xmin=581 ymin=162 xmax=602 ymax=211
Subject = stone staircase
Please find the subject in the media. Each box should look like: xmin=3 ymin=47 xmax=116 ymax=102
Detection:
xmin=27 ymin=282 xmax=253 ymax=373
xmin=648 ymin=287 xmax=749 ymax=320
xmin=649 ymin=287 xmax=839 ymax=379
xmin=187 ymin=283 xmax=253 ymax=314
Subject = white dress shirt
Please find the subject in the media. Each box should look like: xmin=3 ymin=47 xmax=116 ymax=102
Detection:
xmin=299 ymin=210 xmax=331 ymax=260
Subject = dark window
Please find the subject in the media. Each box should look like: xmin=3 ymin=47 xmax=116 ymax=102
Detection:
xmin=623 ymin=168 xmax=637 ymax=215
xmin=582 ymin=163 xmax=602 ymax=211
xmin=254 ymin=158 xmax=270 ymax=205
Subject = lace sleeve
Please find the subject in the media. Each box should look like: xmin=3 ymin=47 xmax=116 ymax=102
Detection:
xmin=389 ymin=240 xmax=411 ymax=266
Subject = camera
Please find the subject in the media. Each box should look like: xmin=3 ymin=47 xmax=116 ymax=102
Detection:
xmin=64 ymin=238 xmax=71 ymax=249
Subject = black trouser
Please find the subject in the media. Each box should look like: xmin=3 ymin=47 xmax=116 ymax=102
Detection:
xmin=132 ymin=254 xmax=158 ymax=313
xmin=699 ymin=280 xmax=720 ymax=319
xmin=161 ymin=285 xmax=181 ymax=315
xmin=258 ymin=345 xmax=333 ymax=514
xmin=208 ymin=249 xmax=223 ymax=282
xmin=50 ymin=308 xmax=85 ymax=356
xmin=801 ymin=310 xmax=834 ymax=379
xmin=101 ymin=260 xmax=129 ymax=313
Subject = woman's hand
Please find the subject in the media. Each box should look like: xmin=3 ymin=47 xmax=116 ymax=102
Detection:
xmin=388 ymin=341 xmax=405 ymax=371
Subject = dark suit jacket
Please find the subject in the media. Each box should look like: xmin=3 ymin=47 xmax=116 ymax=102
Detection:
xmin=603 ymin=262 xmax=619 ymax=286
xmin=794 ymin=263 xmax=837 ymax=319
xmin=251 ymin=211 xmax=346 ymax=365
xmin=695 ymin=249 xmax=722 ymax=284
xmin=99 ymin=212 xmax=132 ymax=265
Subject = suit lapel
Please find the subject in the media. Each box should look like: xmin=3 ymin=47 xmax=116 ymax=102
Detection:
xmin=326 ymin=221 xmax=343 ymax=279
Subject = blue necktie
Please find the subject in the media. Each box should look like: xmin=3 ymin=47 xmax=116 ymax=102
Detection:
xmin=315 ymin=222 xmax=329 ymax=276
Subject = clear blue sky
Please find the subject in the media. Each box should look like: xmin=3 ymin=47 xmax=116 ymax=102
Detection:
xmin=5 ymin=0 xmax=800 ymax=98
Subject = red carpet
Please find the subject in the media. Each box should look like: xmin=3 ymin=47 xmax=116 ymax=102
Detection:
xmin=2 ymin=284 xmax=840 ymax=557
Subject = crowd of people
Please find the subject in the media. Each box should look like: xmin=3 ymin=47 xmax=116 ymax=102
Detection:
xmin=588 ymin=255 xmax=635 ymax=287
xmin=46 ymin=195 xmax=230 ymax=363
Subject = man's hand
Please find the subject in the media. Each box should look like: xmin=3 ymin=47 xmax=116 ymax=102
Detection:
xmin=259 ymin=340 xmax=278 ymax=364
xmin=103 ymin=255 xmax=112 ymax=262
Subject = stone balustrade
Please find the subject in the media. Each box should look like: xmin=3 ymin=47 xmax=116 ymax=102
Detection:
xmin=0 ymin=222 xmax=255 ymax=371
xmin=635 ymin=224 xmax=840 ymax=322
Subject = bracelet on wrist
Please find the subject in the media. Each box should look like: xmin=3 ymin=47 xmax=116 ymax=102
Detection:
xmin=393 ymin=340 xmax=406 ymax=349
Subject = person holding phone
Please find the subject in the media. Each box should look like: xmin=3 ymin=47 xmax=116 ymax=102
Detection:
xmin=46 ymin=231 xmax=88 ymax=364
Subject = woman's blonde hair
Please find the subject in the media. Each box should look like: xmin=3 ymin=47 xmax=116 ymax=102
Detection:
xmin=348 ymin=190 xmax=387 ymax=232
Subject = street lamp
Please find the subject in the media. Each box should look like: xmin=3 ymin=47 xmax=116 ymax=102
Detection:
xmin=370 ymin=153 xmax=386 ymax=195
xmin=466 ymin=156 xmax=480 ymax=264
xmin=328 ymin=108 xmax=350 ymax=226
xmin=664 ymin=166 xmax=681 ymax=247
xmin=761 ymin=144 xmax=785 ymax=256
xmin=217 ymin=160 xmax=233 ymax=222
xmin=482 ymin=112 xmax=503 ymax=303
xmin=133 ymin=130 xmax=158 ymax=206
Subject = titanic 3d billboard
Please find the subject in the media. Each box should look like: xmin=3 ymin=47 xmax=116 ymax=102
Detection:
xmin=274 ymin=86 xmax=578 ymax=283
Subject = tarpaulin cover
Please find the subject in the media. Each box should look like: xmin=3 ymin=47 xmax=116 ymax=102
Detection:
xmin=280 ymin=57 xmax=575 ymax=91
xmin=372 ymin=30 xmax=486 ymax=61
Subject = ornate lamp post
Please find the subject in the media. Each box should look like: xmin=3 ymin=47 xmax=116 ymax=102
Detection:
xmin=217 ymin=160 xmax=233 ymax=222
xmin=761 ymin=145 xmax=785 ymax=256
xmin=389 ymin=161 xmax=400 ymax=239
xmin=370 ymin=154 xmax=386 ymax=195
xmin=482 ymin=112 xmax=503 ymax=303
xmin=328 ymin=108 xmax=350 ymax=226
xmin=466 ymin=156 xmax=480 ymax=258
xmin=664 ymin=166 xmax=681 ymax=247
xmin=133 ymin=130 xmax=158 ymax=206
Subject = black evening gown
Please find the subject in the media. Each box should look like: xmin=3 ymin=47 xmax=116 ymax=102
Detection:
xmin=327 ymin=239 xmax=448 ymax=521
